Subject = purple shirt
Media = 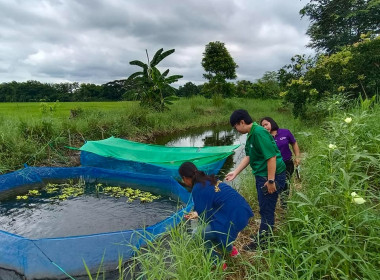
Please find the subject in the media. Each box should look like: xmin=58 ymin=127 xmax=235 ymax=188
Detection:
xmin=274 ymin=128 xmax=296 ymax=161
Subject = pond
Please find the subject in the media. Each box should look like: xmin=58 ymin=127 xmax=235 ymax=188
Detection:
xmin=0 ymin=180 xmax=182 ymax=239
xmin=153 ymin=125 xmax=247 ymax=178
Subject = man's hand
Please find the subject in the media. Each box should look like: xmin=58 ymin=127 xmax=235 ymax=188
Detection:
xmin=265 ymin=181 xmax=277 ymax=194
xmin=225 ymin=171 xmax=237 ymax=181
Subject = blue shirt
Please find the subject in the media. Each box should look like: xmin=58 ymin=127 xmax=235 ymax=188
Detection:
xmin=192 ymin=180 xmax=253 ymax=245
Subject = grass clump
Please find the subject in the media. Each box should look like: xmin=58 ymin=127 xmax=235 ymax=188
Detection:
xmin=124 ymin=97 xmax=379 ymax=280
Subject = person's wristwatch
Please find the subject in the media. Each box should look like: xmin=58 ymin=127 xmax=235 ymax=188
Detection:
xmin=268 ymin=179 xmax=275 ymax=184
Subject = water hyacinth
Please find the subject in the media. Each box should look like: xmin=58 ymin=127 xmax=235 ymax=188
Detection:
xmin=344 ymin=117 xmax=352 ymax=123
xmin=351 ymin=192 xmax=366 ymax=204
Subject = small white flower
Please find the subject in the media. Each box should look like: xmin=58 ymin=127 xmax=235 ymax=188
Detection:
xmin=351 ymin=192 xmax=366 ymax=204
xmin=344 ymin=117 xmax=352 ymax=124
xmin=329 ymin=144 xmax=337 ymax=150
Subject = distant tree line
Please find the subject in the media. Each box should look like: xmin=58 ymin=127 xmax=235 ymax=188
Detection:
xmin=0 ymin=79 xmax=141 ymax=102
xmin=0 ymin=73 xmax=282 ymax=102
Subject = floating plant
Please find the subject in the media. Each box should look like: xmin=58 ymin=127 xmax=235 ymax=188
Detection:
xmin=13 ymin=180 xmax=160 ymax=203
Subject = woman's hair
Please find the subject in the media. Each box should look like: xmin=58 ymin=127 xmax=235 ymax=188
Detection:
xmin=178 ymin=162 xmax=218 ymax=186
xmin=260 ymin=116 xmax=279 ymax=131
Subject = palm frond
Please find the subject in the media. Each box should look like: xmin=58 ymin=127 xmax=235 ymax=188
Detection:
xmin=152 ymin=49 xmax=175 ymax=66
xmin=129 ymin=60 xmax=147 ymax=68
xmin=150 ymin=48 xmax=164 ymax=67
xmin=127 ymin=71 xmax=144 ymax=80
xmin=162 ymin=69 xmax=170 ymax=78
xmin=165 ymin=75 xmax=183 ymax=84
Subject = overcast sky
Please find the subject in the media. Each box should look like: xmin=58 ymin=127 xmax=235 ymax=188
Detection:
xmin=0 ymin=0 xmax=314 ymax=86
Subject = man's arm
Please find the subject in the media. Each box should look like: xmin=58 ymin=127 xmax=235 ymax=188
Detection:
xmin=265 ymin=156 xmax=277 ymax=194
xmin=225 ymin=156 xmax=250 ymax=181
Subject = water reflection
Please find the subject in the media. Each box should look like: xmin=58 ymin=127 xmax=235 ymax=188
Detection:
xmin=153 ymin=125 xmax=247 ymax=178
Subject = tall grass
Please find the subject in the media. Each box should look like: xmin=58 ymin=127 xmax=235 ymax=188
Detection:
xmin=121 ymin=98 xmax=379 ymax=280
xmin=239 ymin=100 xmax=380 ymax=279
xmin=0 ymin=97 xmax=287 ymax=173
xmin=126 ymin=221 xmax=227 ymax=280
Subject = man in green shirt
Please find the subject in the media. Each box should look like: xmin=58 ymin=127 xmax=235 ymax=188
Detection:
xmin=226 ymin=109 xmax=286 ymax=251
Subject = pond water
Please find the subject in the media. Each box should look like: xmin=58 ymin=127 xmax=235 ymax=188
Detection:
xmin=153 ymin=125 xmax=247 ymax=178
xmin=0 ymin=182 xmax=182 ymax=239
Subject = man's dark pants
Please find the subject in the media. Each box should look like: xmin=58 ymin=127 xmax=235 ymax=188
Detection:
xmin=255 ymin=171 xmax=286 ymax=235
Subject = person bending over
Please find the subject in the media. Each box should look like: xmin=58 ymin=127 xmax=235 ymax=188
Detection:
xmin=180 ymin=161 xmax=253 ymax=267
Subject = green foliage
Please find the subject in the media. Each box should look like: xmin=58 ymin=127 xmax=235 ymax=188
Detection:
xmin=177 ymin=82 xmax=200 ymax=97
xmin=278 ymin=54 xmax=316 ymax=118
xmin=202 ymin=41 xmax=238 ymax=98
xmin=278 ymin=103 xmax=380 ymax=279
xmin=128 ymin=220 xmax=226 ymax=279
xmin=252 ymin=71 xmax=282 ymax=99
xmin=128 ymin=48 xmax=183 ymax=111
xmin=280 ymin=37 xmax=380 ymax=118
xmin=202 ymin=79 xmax=236 ymax=98
xmin=235 ymin=80 xmax=254 ymax=97
xmin=0 ymin=80 xmax=129 ymax=102
xmin=300 ymin=0 xmax=380 ymax=53
xmin=40 ymin=100 xmax=60 ymax=114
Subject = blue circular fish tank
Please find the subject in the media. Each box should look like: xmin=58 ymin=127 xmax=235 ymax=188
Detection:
xmin=0 ymin=166 xmax=192 ymax=279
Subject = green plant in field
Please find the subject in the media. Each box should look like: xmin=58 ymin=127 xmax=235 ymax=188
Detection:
xmin=128 ymin=48 xmax=183 ymax=111
xmin=271 ymin=100 xmax=380 ymax=279
xmin=127 ymin=219 xmax=227 ymax=279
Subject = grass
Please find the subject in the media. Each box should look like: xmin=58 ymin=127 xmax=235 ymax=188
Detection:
xmin=1 ymin=96 xmax=378 ymax=279
xmin=117 ymin=97 xmax=379 ymax=280
xmin=0 ymin=101 xmax=137 ymax=119
xmin=0 ymin=97 xmax=291 ymax=173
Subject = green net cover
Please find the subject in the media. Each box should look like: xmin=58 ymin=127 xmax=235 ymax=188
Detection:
xmin=78 ymin=136 xmax=240 ymax=167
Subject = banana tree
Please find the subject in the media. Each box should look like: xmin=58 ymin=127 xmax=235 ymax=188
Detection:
xmin=128 ymin=48 xmax=183 ymax=111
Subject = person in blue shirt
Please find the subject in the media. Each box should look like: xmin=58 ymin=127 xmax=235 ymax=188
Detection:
xmin=180 ymin=161 xmax=253 ymax=265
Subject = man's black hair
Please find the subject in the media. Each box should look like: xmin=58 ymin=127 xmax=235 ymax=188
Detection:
xmin=229 ymin=109 xmax=253 ymax=127
xmin=260 ymin=117 xmax=279 ymax=131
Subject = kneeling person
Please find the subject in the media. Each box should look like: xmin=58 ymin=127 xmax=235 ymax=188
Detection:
xmin=180 ymin=162 xmax=253 ymax=263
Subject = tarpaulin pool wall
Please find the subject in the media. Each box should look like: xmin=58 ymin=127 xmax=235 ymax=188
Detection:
xmin=0 ymin=166 xmax=193 ymax=279
xmin=76 ymin=137 xmax=240 ymax=178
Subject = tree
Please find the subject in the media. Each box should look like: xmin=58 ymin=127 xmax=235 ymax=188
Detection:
xmin=235 ymin=80 xmax=254 ymax=97
xmin=277 ymin=54 xmax=316 ymax=118
xmin=300 ymin=0 xmax=380 ymax=53
xmin=128 ymin=48 xmax=183 ymax=111
xmin=254 ymin=71 xmax=281 ymax=99
xmin=280 ymin=36 xmax=379 ymax=118
xmin=75 ymin=83 xmax=103 ymax=101
xmin=201 ymin=41 xmax=238 ymax=97
xmin=177 ymin=82 xmax=200 ymax=97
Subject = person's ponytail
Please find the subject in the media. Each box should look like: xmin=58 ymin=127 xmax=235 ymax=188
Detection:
xmin=179 ymin=162 xmax=218 ymax=187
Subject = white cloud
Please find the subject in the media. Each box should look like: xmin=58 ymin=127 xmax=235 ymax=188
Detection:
xmin=0 ymin=0 xmax=314 ymax=85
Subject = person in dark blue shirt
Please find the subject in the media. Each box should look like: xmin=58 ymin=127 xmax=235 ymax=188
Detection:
xmin=180 ymin=162 xmax=253 ymax=265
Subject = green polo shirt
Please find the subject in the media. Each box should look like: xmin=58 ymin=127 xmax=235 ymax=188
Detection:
xmin=245 ymin=122 xmax=286 ymax=176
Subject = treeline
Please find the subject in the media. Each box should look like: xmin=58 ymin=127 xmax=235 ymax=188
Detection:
xmin=0 ymin=76 xmax=279 ymax=102
xmin=0 ymin=79 xmax=137 ymax=102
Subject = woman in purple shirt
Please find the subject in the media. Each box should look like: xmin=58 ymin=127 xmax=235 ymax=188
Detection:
xmin=260 ymin=117 xmax=300 ymax=207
